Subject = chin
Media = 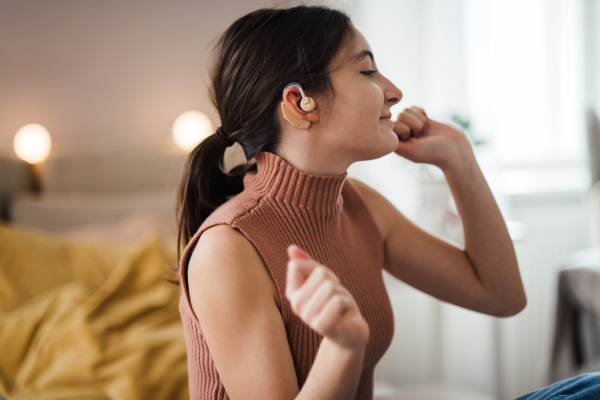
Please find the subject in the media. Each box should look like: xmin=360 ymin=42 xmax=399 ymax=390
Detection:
xmin=382 ymin=131 xmax=401 ymax=153
xmin=344 ymin=128 xmax=400 ymax=161
xmin=359 ymin=142 xmax=399 ymax=162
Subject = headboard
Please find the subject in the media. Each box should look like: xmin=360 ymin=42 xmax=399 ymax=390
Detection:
xmin=0 ymin=155 xmax=34 ymax=221
xmin=2 ymin=142 xmax=248 ymax=233
xmin=3 ymin=145 xmax=187 ymax=232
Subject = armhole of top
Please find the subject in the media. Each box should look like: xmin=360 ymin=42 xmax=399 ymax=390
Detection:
xmin=178 ymin=223 xmax=222 ymax=322
xmin=182 ymin=240 xmax=199 ymax=304
xmin=179 ymin=223 xmax=285 ymax=322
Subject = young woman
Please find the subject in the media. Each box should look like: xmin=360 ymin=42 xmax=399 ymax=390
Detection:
xmin=176 ymin=5 xmax=597 ymax=400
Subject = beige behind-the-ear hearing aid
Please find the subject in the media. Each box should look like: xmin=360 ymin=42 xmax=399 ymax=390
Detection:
xmin=281 ymin=82 xmax=316 ymax=129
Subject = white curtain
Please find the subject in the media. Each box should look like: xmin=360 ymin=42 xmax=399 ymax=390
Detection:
xmin=350 ymin=0 xmax=585 ymax=167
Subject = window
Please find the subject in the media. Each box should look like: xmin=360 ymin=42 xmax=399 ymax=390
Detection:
xmin=351 ymin=0 xmax=586 ymax=167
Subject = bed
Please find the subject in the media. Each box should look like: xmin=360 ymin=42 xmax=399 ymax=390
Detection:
xmin=0 ymin=145 xmax=190 ymax=399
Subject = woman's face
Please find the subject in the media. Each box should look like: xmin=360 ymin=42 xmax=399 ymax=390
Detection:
xmin=316 ymin=28 xmax=403 ymax=162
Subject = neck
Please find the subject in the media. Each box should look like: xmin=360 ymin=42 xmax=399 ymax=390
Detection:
xmin=276 ymin=134 xmax=351 ymax=176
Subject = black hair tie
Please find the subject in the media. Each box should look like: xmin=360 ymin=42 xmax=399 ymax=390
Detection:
xmin=215 ymin=126 xmax=234 ymax=147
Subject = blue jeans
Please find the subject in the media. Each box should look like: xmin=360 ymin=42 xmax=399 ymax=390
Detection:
xmin=515 ymin=373 xmax=600 ymax=400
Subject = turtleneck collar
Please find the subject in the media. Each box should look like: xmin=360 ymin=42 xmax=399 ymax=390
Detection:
xmin=244 ymin=152 xmax=347 ymax=215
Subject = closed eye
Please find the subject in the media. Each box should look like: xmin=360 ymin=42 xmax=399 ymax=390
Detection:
xmin=361 ymin=70 xmax=378 ymax=77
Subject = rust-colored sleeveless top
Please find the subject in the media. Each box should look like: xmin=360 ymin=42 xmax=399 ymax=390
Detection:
xmin=179 ymin=152 xmax=394 ymax=399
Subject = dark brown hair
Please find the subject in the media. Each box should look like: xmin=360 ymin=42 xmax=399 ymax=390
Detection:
xmin=176 ymin=6 xmax=354 ymax=261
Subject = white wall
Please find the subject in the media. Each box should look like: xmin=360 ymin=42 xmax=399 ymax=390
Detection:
xmin=584 ymin=0 xmax=600 ymax=112
xmin=0 ymin=0 xmax=278 ymax=153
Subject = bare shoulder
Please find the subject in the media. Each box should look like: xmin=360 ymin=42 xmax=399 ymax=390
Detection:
xmin=189 ymin=224 xmax=260 ymax=271
xmin=348 ymin=178 xmax=387 ymax=206
xmin=187 ymin=224 xmax=280 ymax=315
xmin=348 ymin=178 xmax=401 ymax=239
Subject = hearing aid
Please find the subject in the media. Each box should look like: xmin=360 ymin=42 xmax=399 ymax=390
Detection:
xmin=281 ymin=82 xmax=316 ymax=129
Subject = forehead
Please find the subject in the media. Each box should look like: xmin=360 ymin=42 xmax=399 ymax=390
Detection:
xmin=334 ymin=28 xmax=374 ymax=68
xmin=351 ymin=29 xmax=372 ymax=55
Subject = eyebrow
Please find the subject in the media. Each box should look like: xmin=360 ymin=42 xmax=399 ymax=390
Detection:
xmin=351 ymin=50 xmax=375 ymax=64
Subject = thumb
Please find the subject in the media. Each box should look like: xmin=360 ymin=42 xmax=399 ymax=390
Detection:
xmin=286 ymin=245 xmax=313 ymax=295
xmin=287 ymin=245 xmax=311 ymax=260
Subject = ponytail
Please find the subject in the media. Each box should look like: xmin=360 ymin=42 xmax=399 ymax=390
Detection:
xmin=176 ymin=131 xmax=247 ymax=260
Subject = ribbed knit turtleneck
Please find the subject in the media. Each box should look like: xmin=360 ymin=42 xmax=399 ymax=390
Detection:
xmin=249 ymin=152 xmax=346 ymax=217
xmin=179 ymin=152 xmax=394 ymax=400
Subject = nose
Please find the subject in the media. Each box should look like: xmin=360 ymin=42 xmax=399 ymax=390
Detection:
xmin=383 ymin=76 xmax=402 ymax=105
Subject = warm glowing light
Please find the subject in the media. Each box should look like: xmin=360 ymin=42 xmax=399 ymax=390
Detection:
xmin=13 ymin=123 xmax=52 ymax=164
xmin=172 ymin=110 xmax=213 ymax=151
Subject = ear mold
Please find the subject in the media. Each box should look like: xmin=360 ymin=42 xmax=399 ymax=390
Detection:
xmin=281 ymin=82 xmax=316 ymax=129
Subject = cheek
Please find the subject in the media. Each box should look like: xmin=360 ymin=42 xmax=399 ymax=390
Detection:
xmin=325 ymin=85 xmax=383 ymax=130
xmin=349 ymin=93 xmax=381 ymax=121
xmin=361 ymin=86 xmax=385 ymax=116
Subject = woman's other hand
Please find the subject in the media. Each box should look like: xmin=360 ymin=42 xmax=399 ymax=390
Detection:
xmin=286 ymin=246 xmax=369 ymax=350
xmin=393 ymin=106 xmax=473 ymax=170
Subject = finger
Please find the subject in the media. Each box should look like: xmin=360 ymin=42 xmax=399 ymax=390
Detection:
xmin=286 ymin=246 xmax=314 ymax=294
xmin=394 ymin=137 xmax=421 ymax=160
xmin=288 ymin=245 xmax=311 ymax=261
xmin=408 ymin=107 xmax=429 ymax=137
xmin=286 ymin=259 xmax=317 ymax=295
xmin=289 ymin=265 xmax=337 ymax=311
xmin=422 ymin=118 xmax=430 ymax=136
xmin=393 ymin=121 xmax=412 ymax=141
xmin=297 ymin=278 xmax=337 ymax=322
xmin=311 ymin=294 xmax=350 ymax=336
xmin=406 ymin=107 xmax=427 ymax=123
xmin=395 ymin=137 xmax=418 ymax=149
xmin=397 ymin=110 xmax=426 ymax=135
xmin=409 ymin=106 xmax=428 ymax=120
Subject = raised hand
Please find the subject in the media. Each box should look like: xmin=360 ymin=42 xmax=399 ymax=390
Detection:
xmin=285 ymin=246 xmax=369 ymax=349
xmin=393 ymin=106 xmax=473 ymax=169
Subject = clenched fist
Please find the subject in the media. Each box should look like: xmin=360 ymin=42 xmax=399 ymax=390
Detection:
xmin=393 ymin=106 xmax=473 ymax=169
xmin=286 ymin=246 xmax=369 ymax=349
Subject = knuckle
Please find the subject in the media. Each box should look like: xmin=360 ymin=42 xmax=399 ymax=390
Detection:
xmin=314 ymin=265 xmax=328 ymax=280
xmin=300 ymin=308 xmax=312 ymax=322
xmin=330 ymin=294 xmax=346 ymax=310
xmin=311 ymin=319 xmax=327 ymax=334
xmin=289 ymin=292 xmax=303 ymax=311
xmin=324 ymin=267 xmax=337 ymax=280
xmin=288 ymin=260 xmax=299 ymax=270
xmin=322 ymin=279 xmax=337 ymax=295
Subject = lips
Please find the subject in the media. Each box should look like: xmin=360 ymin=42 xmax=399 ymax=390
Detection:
xmin=379 ymin=115 xmax=394 ymax=127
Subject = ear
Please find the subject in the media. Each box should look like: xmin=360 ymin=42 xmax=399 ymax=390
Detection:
xmin=281 ymin=86 xmax=319 ymax=129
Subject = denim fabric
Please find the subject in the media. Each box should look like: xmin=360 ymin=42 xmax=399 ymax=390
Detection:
xmin=514 ymin=373 xmax=600 ymax=400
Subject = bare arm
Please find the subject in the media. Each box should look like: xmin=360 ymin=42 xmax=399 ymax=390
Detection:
xmin=354 ymin=108 xmax=526 ymax=317
xmin=187 ymin=225 xmax=368 ymax=400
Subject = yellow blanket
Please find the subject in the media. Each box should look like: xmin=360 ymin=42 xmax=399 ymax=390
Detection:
xmin=0 ymin=224 xmax=188 ymax=399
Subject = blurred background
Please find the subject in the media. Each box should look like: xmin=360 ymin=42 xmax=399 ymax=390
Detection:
xmin=1 ymin=0 xmax=599 ymax=399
